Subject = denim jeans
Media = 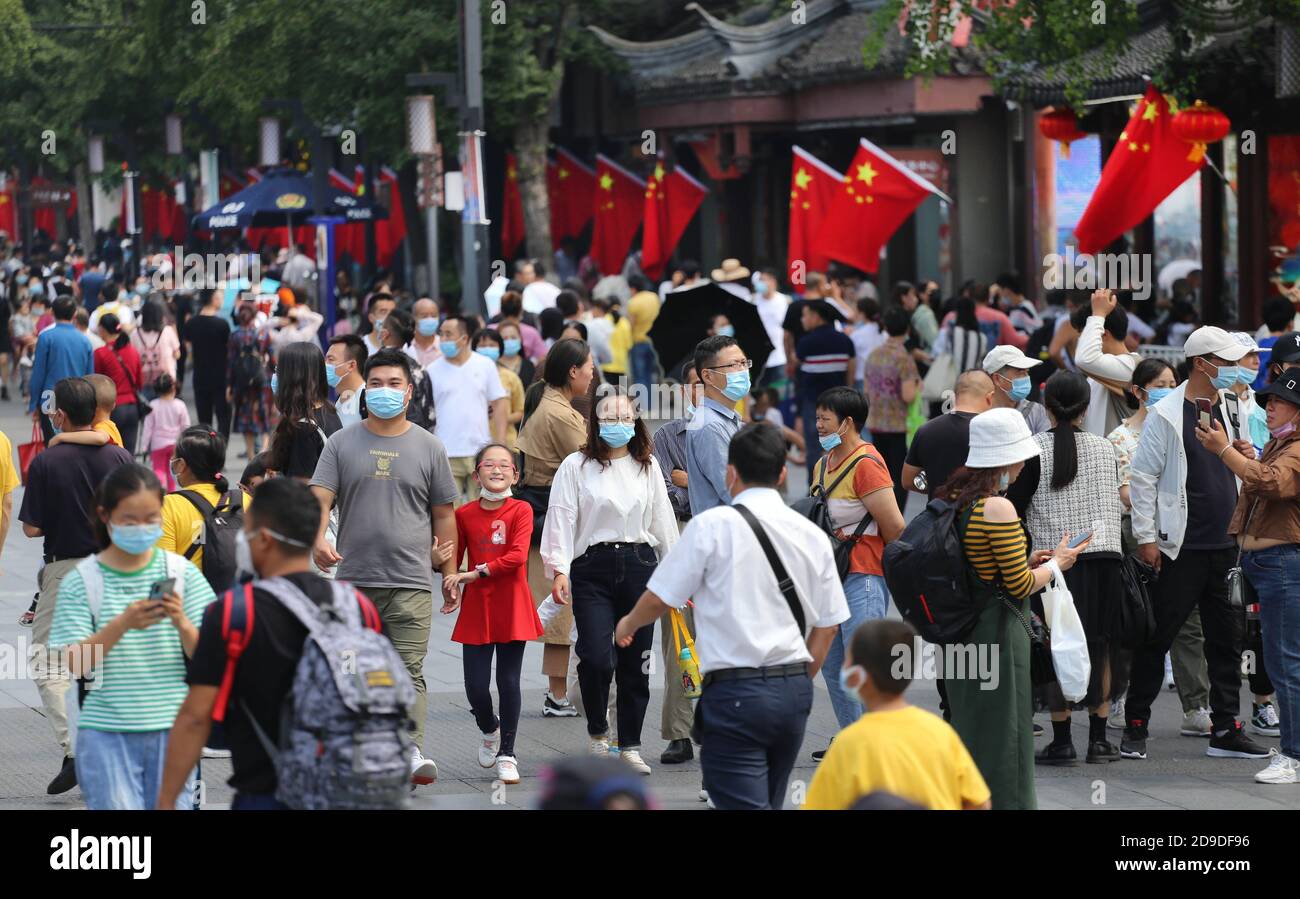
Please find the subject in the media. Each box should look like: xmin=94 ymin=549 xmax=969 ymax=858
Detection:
xmin=232 ymin=792 xmax=290 ymax=810
xmin=629 ymin=342 xmax=657 ymax=395
xmin=1244 ymin=544 xmax=1300 ymax=759
xmin=820 ymin=573 xmax=890 ymax=728
xmin=76 ymin=728 xmax=195 ymax=810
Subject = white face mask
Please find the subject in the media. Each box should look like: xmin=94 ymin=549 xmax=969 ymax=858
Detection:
xmin=478 ymin=485 xmax=512 ymax=501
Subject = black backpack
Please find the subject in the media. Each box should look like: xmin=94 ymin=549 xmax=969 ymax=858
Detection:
xmin=175 ymin=488 xmax=244 ymax=594
xmin=790 ymin=453 xmax=876 ymax=581
xmin=882 ymin=498 xmax=983 ymax=644
xmin=232 ymin=343 xmax=265 ymax=392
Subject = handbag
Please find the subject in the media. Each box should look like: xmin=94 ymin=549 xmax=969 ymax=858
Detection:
xmin=1039 ymin=559 xmax=1091 ymax=702
xmin=1117 ymin=555 xmax=1156 ymax=649
xmin=921 ymin=352 xmax=958 ymax=402
xmin=18 ymin=420 xmax=44 ymax=484
xmin=670 ymin=609 xmax=702 ymax=700
xmin=999 ymin=589 xmax=1054 ymax=687
xmin=110 ymin=345 xmax=152 ymax=419
xmin=1226 ymin=497 xmax=1260 ymax=612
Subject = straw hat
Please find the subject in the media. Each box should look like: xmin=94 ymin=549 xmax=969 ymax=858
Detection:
xmin=965 ymin=408 xmax=1041 ymax=469
xmin=711 ymin=258 xmax=751 ymax=283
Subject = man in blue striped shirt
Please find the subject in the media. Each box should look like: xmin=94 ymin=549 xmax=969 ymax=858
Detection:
xmin=795 ymin=300 xmax=855 ymax=479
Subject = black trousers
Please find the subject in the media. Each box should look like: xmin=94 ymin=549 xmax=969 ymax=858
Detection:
xmin=110 ymin=403 xmax=140 ymax=456
xmin=569 ymin=542 xmax=657 ymax=747
xmin=1125 ymin=547 xmax=1244 ymax=733
xmin=872 ymin=430 xmax=909 ymax=511
xmin=193 ymin=382 xmax=231 ymax=442
xmin=462 ymin=641 xmax=526 ymax=758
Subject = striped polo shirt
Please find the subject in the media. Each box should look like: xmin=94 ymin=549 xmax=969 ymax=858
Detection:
xmin=796 ymin=324 xmax=856 ymax=399
xmin=50 ymin=550 xmax=216 ymax=732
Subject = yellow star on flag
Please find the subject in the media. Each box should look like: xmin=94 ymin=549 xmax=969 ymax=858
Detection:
xmin=507 ymin=167 xmax=517 ymax=180
xmin=1141 ymin=102 xmax=1159 ymax=122
xmin=1129 ymin=141 xmax=1138 ymax=151
xmin=857 ymin=162 xmax=878 ymax=186
xmin=559 ymin=168 xmax=570 ymax=180
xmin=794 ymin=168 xmax=812 ymax=191
xmin=653 ymin=163 xmax=665 ymax=182
xmin=855 ymin=196 xmax=864 ymax=204
xmin=600 ymin=173 xmax=613 ymax=191
xmin=802 ymin=201 xmax=810 ymax=210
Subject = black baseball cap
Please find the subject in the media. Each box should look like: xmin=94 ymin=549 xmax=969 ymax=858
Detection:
xmin=1258 ymin=366 xmax=1300 ymax=407
xmin=1272 ymin=332 xmax=1300 ymax=367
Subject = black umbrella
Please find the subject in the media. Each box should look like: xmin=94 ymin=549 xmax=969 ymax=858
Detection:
xmin=648 ymin=282 xmax=775 ymax=381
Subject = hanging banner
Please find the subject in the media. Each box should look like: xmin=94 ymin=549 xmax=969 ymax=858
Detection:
xmin=459 ymin=130 xmax=489 ymax=226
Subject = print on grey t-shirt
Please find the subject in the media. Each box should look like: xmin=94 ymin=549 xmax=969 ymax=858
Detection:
xmin=310 ymin=422 xmax=459 ymax=590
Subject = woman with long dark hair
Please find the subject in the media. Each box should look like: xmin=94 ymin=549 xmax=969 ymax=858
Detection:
xmin=130 ymin=297 xmax=180 ymax=399
xmin=1006 ymin=370 xmax=1124 ymax=765
xmin=49 ymin=463 xmax=216 ymax=808
xmin=267 ymin=341 xmax=341 ymax=479
xmin=93 ymin=312 xmax=145 ymax=453
xmin=226 ymin=304 xmax=273 ymax=459
xmin=938 ymin=407 xmax=1088 ymax=809
xmin=539 ymin=385 xmax=677 ymax=774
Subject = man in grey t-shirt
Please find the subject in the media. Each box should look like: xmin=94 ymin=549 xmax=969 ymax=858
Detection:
xmin=310 ymin=349 xmax=458 ymax=785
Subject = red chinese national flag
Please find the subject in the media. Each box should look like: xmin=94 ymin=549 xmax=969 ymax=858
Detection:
xmin=1073 ymin=87 xmax=1203 ymax=254
xmin=0 ymin=182 xmax=15 ymax=238
xmin=330 ymin=168 xmax=364 ymax=263
xmin=590 ymin=155 xmax=646 ymax=276
xmin=375 ymin=165 xmax=407 ymax=269
xmin=814 ymin=138 xmax=949 ymax=275
xmin=787 ymin=145 xmax=843 ymax=283
xmin=501 ymin=153 xmax=525 ymax=259
xmin=548 ymin=147 xmax=596 ymax=248
xmin=641 ymin=162 xmax=708 ymax=281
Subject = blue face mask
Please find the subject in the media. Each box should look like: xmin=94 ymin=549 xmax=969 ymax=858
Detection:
xmin=504 ymin=339 xmax=522 ymax=357
xmin=838 ymin=665 xmax=864 ymax=696
xmin=819 ymin=425 xmax=844 ymax=452
xmin=754 ymin=280 xmax=769 ymax=297
xmin=15 ymin=274 xmax=28 ymax=285
xmin=440 ymin=340 xmax=461 ymax=359
xmin=476 ymin=347 xmax=500 ymax=362
xmin=716 ymin=324 xmax=735 ymax=338
xmin=1205 ymin=362 xmax=1238 ymax=391
xmin=109 ymin=522 xmax=163 ymax=555
xmin=998 ymin=471 xmax=1011 ymax=492
xmin=326 ymin=364 xmax=343 ymax=389
xmin=270 ymin=373 xmax=279 ymax=394
xmin=599 ymin=422 xmax=636 ymax=448
xmin=28 ymin=283 xmax=43 ymax=297
xmin=365 ymin=387 xmax=407 ymax=419
xmin=417 ymin=318 xmax=439 ymax=337
xmin=1144 ymin=386 xmax=1172 ymax=408
xmin=722 ymin=369 xmax=751 ymax=402
xmin=1003 ymin=376 xmax=1031 ymax=403
xmin=1237 ymin=366 xmax=1258 ymax=386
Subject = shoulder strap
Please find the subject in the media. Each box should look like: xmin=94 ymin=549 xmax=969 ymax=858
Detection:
xmin=76 ymin=555 xmax=104 ymax=627
xmin=212 ymin=583 xmax=255 ymax=722
xmin=818 ymin=452 xmax=867 ymax=498
xmin=731 ymin=503 xmax=806 ymax=637
xmin=109 ymin=345 xmax=141 ymax=396
xmin=174 ymin=489 xmax=216 ymax=559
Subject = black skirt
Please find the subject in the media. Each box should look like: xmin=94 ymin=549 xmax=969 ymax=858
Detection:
xmin=1061 ymin=554 xmax=1123 ymax=643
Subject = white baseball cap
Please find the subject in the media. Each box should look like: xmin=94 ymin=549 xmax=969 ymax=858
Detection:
xmin=1183 ymin=325 xmax=1251 ymax=361
xmin=982 ymin=345 xmax=1044 ymax=375
xmin=965 ymin=408 xmax=1042 ymax=469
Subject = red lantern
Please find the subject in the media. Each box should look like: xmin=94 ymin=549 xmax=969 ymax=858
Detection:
xmin=1171 ymin=100 xmax=1230 ymax=164
xmin=1039 ymin=108 xmax=1086 ymax=159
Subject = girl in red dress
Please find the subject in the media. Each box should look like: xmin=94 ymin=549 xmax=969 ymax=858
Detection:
xmin=442 ymin=442 xmax=542 ymax=785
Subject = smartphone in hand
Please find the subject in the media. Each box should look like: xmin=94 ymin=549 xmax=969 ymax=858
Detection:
xmin=148 ymin=577 xmax=176 ymax=604
xmin=1194 ymin=396 xmax=1213 ymax=430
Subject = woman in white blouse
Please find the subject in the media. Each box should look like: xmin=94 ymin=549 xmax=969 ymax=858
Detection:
xmin=541 ymin=386 xmax=678 ymax=775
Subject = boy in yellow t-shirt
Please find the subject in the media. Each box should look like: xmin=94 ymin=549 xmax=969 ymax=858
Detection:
xmin=803 ymin=619 xmax=991 ymax=811
xmin=47 ymin=374 xmax=124 ymax=449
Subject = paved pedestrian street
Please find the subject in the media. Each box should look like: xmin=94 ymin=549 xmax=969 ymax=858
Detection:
xmin=0 ymin=396 xmax=1291 ymax=812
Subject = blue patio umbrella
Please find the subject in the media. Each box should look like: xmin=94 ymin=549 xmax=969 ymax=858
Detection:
xmin=192 ymin=167 xmax=386 ymax=231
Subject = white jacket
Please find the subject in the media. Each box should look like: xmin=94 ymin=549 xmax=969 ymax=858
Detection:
xmin=1128 ymin=382 xmax=1190 ymax=560
xmin=1074 ymin=314 xmax=1140 ymax=437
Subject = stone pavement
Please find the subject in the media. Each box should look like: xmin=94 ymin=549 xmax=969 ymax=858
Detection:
xmin=0 ymin=391 xmax=1294 ymax=810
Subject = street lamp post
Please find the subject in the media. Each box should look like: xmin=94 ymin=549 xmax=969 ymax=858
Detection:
xmin=460 ymin=0 xmax=488 ymax=319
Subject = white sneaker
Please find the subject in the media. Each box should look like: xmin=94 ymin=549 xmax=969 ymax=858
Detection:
xmin=1255 ymin=748 xmax=1299 ymax=784
xmin=201 ymin=747 xmax=232 ymax=759
xmin=698 ymin=787 xmax=709 ymax=802
xmin=496 ymin=755 xmax=520 ymax=785
xmin=620 ymin=748 xmax=651 ymax=775
xmin=1180 ymin=707 xmax=1212 ymax=737
xmin=588 ymin=736 xmax=610 ymax=755
xmin=478 ymin=730 xmax=500 ymax=768
xmin=1106 ymin=698 xmax=1126 ymax=731
xmin=410 ymin=748 xmax=438 ymax=785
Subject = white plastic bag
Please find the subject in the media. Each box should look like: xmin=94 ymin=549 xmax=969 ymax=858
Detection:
xmin=1041 ymin=560 xmax=1091 ymax=702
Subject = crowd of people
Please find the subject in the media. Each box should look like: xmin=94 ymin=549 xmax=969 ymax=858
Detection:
xmin=5 ymin=234 xmax=1300 ymax=813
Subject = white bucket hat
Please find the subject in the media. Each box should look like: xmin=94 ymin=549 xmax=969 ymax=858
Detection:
xmin=965 ymin=408 xmax=1041 ymax=469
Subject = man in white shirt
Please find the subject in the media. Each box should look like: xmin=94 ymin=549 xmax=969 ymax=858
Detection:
xmin=615 ymin=423 xmax=849 ymax=810
xmin=753 ymin=268 xmax=789 ymax=387
xmin=519 ymin=259 xmax=561 ymax=315
xmin=362 ymin=293 xmax=396 ymax=357
xmin=426 ymin=315 xmax=508 ymax=504
xmin=1072 ymin=288 xmax=1141 ymax=437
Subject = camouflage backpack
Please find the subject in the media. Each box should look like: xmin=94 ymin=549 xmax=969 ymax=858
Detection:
xmin=211 ymin=577 xmax=415 ymax=810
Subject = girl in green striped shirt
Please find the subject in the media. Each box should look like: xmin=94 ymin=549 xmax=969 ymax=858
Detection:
xmin=50 ymin=464 xmax=215 ymax=810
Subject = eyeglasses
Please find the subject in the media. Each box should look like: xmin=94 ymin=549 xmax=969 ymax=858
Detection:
xmin=598 ymin=417 xmax=637 ymax=426
xmin=478 ymin=462 xmax=516 ymax=473
xmin=705 ymin=358 xmax=753 ymax=373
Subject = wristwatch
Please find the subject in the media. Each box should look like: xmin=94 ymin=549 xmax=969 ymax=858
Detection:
xmin=474 ymin=563 xmax=490 ymax=580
